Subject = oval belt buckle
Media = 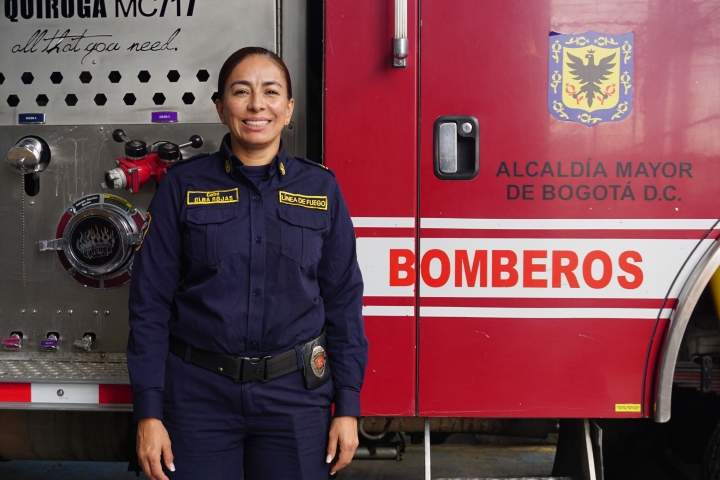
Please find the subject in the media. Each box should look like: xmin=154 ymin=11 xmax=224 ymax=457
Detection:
xmin=310 ymin=345 xmax=327 ymax=378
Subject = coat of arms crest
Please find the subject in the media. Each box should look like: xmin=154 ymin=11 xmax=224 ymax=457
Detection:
xmin=548 ymin=30 xmax=634 ymax=126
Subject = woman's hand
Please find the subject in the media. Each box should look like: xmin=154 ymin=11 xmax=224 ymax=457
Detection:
xmin=137 ymin=418 xmax=175 ymax=480
xmin=326 ymin=416 xmax=359 ymax=475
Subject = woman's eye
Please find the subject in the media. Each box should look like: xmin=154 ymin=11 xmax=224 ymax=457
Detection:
xmin=267 ymin=90 xmax=279 ymax=95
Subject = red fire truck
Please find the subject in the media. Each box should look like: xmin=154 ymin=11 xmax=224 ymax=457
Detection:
xmin=1 ymin=1 xmax=719 ymax=478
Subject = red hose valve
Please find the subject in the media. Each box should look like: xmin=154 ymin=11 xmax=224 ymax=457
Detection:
xmin=104 ymin=130 xmax=202 ymax=193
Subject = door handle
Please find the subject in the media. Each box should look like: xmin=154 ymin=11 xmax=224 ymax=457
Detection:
xmin=433 ymin=116 xmax=480 ymax=180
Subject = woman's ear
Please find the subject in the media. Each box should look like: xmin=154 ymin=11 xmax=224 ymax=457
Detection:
xmin=284 ymin=98 xmax=295 ymax=125
xmin=215 ymin=98 xmax=226 ymax=124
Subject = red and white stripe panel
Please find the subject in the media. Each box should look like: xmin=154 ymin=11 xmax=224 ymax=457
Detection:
xmin=354 ymin=217 xmax=416 ymax=317
xmin=0 ymin=383 xmax=132 ymax=405
xmin=353 ymin=216 xmax=719 ymax=318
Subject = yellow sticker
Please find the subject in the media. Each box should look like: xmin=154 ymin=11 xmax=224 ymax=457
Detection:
xmin=279 ymin=191 xmax=328 ymax=210
xmin=615 ymin=404 xmax=641 ymax=413
xmin=135 ymin=212 xmax=152 ymax=251
xmin=187 ymin=188 xmax=239 ymax=205
xmin=224 ymin=159 xmax=231 ymax=173
xmin=104 ymin=194 xmax=132 ymax=209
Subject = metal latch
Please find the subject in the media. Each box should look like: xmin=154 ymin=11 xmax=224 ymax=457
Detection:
xmin=433 ymin=116 xmax=480 ymax=180
xmin=74 ymin=333 xmax=96 ymax=352
xmin=38 ymin=238 xmax=63 ymax=251
xmin=702 ymin=355 xmax=713 ymax=393
xmin=128 ymin=232 xmax=142 ymax=245
xmin=2 ymin=332 xmax=23 ymax=350
xmin=41 ymin=332 xmax=60 ymax=351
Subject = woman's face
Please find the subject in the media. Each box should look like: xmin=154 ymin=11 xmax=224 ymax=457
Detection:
xmin=215 ymin=55 xmax=294 ymax=153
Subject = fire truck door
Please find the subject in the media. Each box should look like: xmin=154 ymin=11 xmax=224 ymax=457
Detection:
xmin=417 ymin=1 xmax=720 ymax=417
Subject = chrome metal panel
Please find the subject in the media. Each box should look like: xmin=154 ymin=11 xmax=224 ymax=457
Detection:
xmin=0 ymin=0 xmax=307 ymax=391
xmin=0 ymin=0 xmax=276 ymax=125
xmin=0 ymin=123 xmax=227 ymax=357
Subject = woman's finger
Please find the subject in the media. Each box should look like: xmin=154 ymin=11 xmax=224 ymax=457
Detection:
xmin=326 ymin=425 xmax=339 ymax=464
xmin=149 ymin=452 xmax=170 ymax=480
xmin=162 ymin=439 xmax=175 ymax=473
xmin=139 ymin=456 xmax=153 ymax=480
xmin=341 ymin=436 xmax=358 ymax=469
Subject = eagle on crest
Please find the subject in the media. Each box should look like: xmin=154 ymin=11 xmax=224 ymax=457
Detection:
xmin=566 ymin=49 xmax=616 ymax=108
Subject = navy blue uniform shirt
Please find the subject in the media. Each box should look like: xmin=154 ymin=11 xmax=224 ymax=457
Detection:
xmin=127 ymin=136 xmax=368 ymax=421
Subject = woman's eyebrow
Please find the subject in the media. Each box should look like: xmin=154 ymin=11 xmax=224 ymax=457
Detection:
xmin=229 ymin=80 xmax=283 ymax=88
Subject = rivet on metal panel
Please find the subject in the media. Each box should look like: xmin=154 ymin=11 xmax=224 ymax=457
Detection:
xmin=93 ymin=310 xmax=98 ymax=315
xmin=56 ymin=310 xmax=61 ymax=314
xmin=104 ymin=311 xmax=110 ymax=316
xmin=67 ymin=310 xmax=73 ymax=315
xmin=68 ymin=269 xmax=75 ymax=276
xmin=57 ymin=389 xmax=64 ymax=397
xmin=20 ymin=309 xmax=25 ymax=314
xmin=460 ymin=122 xmax=473 ymax=134
xmin=32 ymin=310 xmax=36 ymax=314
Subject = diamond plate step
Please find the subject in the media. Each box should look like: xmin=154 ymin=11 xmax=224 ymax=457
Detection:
xmin=0 ymin=358 xmax=129 ymax=384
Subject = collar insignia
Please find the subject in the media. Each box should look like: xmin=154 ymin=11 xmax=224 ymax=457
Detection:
xmin=224 ymin=159 xmax=231 ymax=173
xmin=279 ymin=162 xmax=286 ymax=176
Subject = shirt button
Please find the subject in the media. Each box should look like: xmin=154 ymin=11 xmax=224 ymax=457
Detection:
xmin=253 ymin=289 xmax=261 ymax=297
xmin=253 ymin=195 xmax=260 ymax=201
xmin=255 ymin=236 xmax=262 ymax=244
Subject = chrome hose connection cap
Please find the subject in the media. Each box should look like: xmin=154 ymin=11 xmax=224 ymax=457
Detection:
xmin=6 ymin=137 xmax=50 ymax=174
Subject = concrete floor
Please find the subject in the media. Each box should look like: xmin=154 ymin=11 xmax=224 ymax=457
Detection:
xmin=0 ymin=441 xmax=556 ymax=479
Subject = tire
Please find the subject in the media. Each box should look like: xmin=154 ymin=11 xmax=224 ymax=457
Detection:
xmin=701 ymin=419 xmax=720 ymax=480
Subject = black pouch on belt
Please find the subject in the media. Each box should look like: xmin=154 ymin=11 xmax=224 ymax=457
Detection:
xmin=300 ymin=330 xmax=332 ymax=389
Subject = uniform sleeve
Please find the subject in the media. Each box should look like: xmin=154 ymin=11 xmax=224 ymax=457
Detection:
xmin=127 ymin=172 xmax=184 ymax=422
xmin=317 ymin=182 xmax=368 ymax=418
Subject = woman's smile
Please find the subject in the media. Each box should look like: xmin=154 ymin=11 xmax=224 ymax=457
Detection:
xmin=242 ymin=117 xmax=272 ymax=130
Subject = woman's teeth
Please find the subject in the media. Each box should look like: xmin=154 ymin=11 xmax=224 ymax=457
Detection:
xmin=244 ymin=120 xmax=270 ymax=127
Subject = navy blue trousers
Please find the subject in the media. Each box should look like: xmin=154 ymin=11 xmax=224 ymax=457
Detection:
xmin=162 ymin=351 xmax=333 ymax=480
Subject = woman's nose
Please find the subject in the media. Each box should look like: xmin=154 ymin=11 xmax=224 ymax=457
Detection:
xmin=248 ymin=91 xmax=265 ymax=111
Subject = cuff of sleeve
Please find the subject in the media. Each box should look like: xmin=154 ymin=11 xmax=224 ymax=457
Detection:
xmin=132 ymin=389 xmax=164 ymax=423
xmin=333 ymin=388 xmax=361 ymax=418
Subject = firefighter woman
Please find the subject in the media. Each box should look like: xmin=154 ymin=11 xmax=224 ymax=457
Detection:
xmin=127 ymin=46 xmax=368 ymax=480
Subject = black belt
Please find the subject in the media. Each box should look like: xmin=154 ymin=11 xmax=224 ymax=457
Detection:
xmin=169 ymin=336 xmax=300 ymax=383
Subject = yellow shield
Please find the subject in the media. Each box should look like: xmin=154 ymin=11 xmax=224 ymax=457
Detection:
xmin=562 ymin=46 xmax=620 ymax=112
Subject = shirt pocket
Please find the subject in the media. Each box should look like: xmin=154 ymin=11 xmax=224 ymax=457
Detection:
xmin=186 ymin=207 xmax=240 ymax=265
xmin=278 ymin=206 xmax=329 ymax=268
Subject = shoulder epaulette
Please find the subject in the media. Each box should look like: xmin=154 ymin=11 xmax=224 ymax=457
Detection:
xmin=166 ymin=153 xmax=210 ymax=171
xmin=294 ymin=157 xmax=335 ymax=177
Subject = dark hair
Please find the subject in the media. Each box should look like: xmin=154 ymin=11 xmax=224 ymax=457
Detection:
xmin=217 ymin=47 xmax=292 ymax=100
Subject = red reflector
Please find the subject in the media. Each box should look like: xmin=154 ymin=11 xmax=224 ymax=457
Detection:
xmin=0 ymin=383 xmax=31 ymax=402
xmin=99 ymin=384 xmax=133 ymax=405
